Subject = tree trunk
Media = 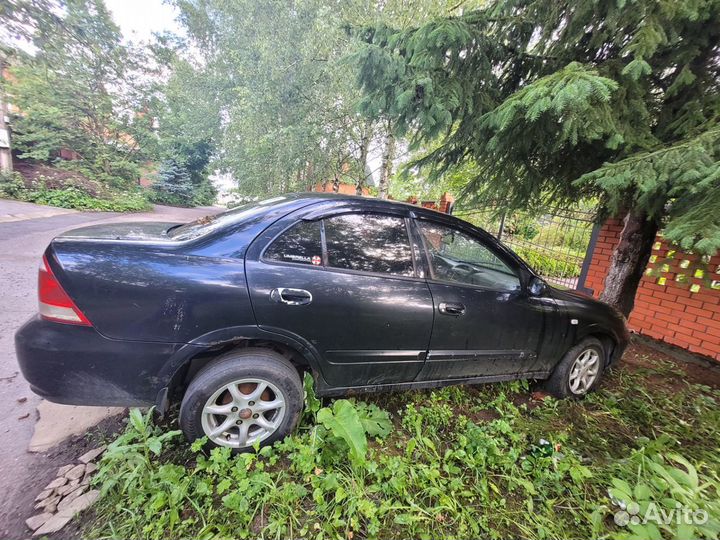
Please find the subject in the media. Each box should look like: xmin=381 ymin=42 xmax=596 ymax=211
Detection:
xmin=0 ymin=72 xmax=12 ymax=173
xmin=306 ymin=161 xmax=314 ymax=191
xmin=599 ymin=209 xmax=659 ymax=316
xmin=356 ymin=120 xmax=372 ymax=195
xmin=332 ymin=172 xmax=340 ymax=193
xmin=378 ymin=126 xmax=395 ymax=200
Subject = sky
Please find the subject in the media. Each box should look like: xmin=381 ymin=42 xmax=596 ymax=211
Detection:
xmin=105 ymin=0 xmax=183 ymax=42
xmin=2 ymin=0 xmax=182 ymax=53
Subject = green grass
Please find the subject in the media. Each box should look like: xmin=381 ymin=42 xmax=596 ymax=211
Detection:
xmin=85 ymin=343 xmax=720 ymax=539
xmin=24 ymin=185 xmax=150 ymax=212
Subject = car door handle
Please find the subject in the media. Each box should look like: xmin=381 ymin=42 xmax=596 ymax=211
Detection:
xmin=438 ymin=302 xmax=465 ymax=316
xmin=270 ymin=288 xmax=313 ymax=306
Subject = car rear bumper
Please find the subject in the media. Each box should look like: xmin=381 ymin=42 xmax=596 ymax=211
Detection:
xmin=15 ymin=316 xmax=184 ymax=406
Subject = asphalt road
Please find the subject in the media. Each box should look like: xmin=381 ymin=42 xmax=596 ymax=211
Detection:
xmin=0 ymin=200 xmax=223 ymax=534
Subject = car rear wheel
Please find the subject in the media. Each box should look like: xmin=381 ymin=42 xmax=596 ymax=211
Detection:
xmin=543 ymin=337 xmax=605 ymax=398
xmin=179 ymin=348 xmax=303 ymax=451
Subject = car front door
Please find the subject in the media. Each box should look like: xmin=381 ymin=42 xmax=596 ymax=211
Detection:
xmin=245 ymin=207 xmax=434 ymax=388
xmin=413 ymin=217 xmax=549 ymax=381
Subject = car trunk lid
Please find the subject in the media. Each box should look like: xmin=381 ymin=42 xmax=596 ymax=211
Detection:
xmin=56 ymin=221 xmax=180 ymax=243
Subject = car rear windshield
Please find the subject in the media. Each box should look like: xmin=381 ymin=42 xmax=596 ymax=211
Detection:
xmin=168 ymin=197 xmax=288 ymax=241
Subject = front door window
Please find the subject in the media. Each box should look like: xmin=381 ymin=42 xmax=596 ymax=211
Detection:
xmin=417 ymin=221 xmax=520 ymax=291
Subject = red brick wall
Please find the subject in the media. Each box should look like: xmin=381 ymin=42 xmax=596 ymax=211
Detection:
xmin=407 ymin=192 xmax=455 ymax=214
xmin=585 ymin=219 xmax=720 ymax=361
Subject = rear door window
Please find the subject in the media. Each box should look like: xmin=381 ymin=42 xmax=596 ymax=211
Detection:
xmin=264 ymin=221 xmax=323 ymax=266
xmin=324 ymin=214 xmax=414 ymax=276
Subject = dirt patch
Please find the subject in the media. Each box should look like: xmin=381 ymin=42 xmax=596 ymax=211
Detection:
xmin=1 ymin=412 xmax=126 ymax=540
xmin=13 ymin=161 xmax=105 ymax=197
xmin=622 ymin=336 xmax=720 ymax=390
xmin=465 ymin=408 xmax=501 ymax=424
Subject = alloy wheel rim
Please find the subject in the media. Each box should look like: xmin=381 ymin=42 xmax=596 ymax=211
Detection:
xmin=568 ymin=348 xmax=600 ymax=395
xmin=201 ymin=378 xmax=286 ymax=448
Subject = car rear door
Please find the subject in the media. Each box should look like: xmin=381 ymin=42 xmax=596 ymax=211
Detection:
xmin=245 ymin=204 xmax=434 ymax=388
xmin=412 ymin=217 xmax=549 ymax=381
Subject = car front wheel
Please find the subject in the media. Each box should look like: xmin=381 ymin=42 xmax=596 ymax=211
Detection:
xmin=543 ymin=337 xmax=605 ymax=398
xmin=179 ymin=348 xmax=303 ymax=451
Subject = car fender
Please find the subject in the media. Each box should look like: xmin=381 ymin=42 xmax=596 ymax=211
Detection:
xmin=574 ymin=321 xmax=628 ymax=362
xmin=156 ymin=325 xmax=324 ymax=392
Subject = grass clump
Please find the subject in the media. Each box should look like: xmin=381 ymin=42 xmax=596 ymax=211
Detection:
xmin=0 ymin=170 xmax=150 ymax=212
xmin=86 ymin=344 xmax=720 ymax=539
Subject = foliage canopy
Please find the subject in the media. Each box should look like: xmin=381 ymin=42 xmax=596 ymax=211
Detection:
xmin=3 ymin=0 xmax=157 ymax=188
xmin=354 ymin=0 xmax=720 ymax=254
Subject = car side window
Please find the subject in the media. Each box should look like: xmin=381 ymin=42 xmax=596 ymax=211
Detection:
xmin=324 ymin=213 xmax=414 ymax=276
xmin=264 ymin=221 xmax=323 ymax=266
xmin=417 ymin=221 xmax=520 ymax=291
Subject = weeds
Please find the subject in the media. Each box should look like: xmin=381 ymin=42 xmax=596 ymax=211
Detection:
xmin=0 ymin=172 xmax=150 ymax=212
xmin=22 ymin=184 xmax=150 ymax=211
xmin=87 ymin=350 xmax=720 ymax=539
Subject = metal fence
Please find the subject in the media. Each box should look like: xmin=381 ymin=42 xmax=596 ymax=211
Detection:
xmin=453 ymin=204 xmax=599 ymax=290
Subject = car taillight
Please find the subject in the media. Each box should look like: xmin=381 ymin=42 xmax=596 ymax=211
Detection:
xmin=38 ymin=255 xmax=92 ymax=326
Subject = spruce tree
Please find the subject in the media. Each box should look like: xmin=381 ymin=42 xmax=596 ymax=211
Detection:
xmin=353 ymin=0 xmax=720 ymax=315
xmin=151 ymin=158 xmax=195 ymax=207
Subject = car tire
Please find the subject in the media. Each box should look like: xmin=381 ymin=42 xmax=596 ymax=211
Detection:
xmin=543 ymin=337 xmax=606 ymax=399
xmin=179 ymin=348 xmax=303 ymax=451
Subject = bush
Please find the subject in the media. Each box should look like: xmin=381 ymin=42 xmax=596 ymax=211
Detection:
xmin=57 ymin=160 xmax=142 ymax=192
xmin=192 ymin=178 xmax=217 ymax=206
xmin=514 ymin=245 xmax=581 ymax=278
xmin=25 ymin=185 xmax=150 ymax=212
xmin=1 ymin=175 xmax=149 ymax=212
xmin=0 ymin=170 xmax=27 ymax=199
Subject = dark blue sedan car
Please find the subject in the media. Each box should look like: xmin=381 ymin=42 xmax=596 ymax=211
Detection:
xmin=16 ymin=194 xmax=629 ymax=450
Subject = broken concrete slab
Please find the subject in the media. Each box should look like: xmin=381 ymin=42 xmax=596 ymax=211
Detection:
xmin=57 ymin=464 xmax=74 ymax=476
xmin=25 ymin=512 xmax=53 ymax=531
xmin=56 ymin=479 xmax=81 ymax=497
xmin=56 ymin=484 xmax=89 ymax=513
xmin=56 ymin=489 xmax=100 ymax=519
xmin=32 ymin=514 xmax=71 ymax=536
xmin=43 ymin=476 xmax=66 ymax=491
xmin=29 ymin=401 xmax=124 ymax=453
xmin=78 ymin=446 xmax=105 ymax=464
xmin=34 ymin=494 xmax=60 ymax=511
xmin=34 ymin=489 xmax=52 ymax=502
xmin=65 ymin=464 xmax=85 ymax=480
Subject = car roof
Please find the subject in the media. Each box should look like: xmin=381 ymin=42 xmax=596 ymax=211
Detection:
xmin=266 ymin=192 xmax=534 ymax=277
xmin=277 ymin=192 xmax=450 ymax=218
xmin=262 ymin=192 xmax=501 ymax=235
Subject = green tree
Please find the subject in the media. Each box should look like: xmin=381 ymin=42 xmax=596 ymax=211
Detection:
xmin=344 ymin=0 xmax=480 ymax=197
xmin=3 ymin=0 xmax=156 ymax=187
xmin=150 ymin=157 xmax=194 ymax=206
xmin=173 ymin=0 xmax=368 ymax=196
xmin=170 ymin=0 xmax=473 ymax=198
xmin=354 ymin=0 xmax=720 ymax=314
xmin=150 ymin=38 xmax=221 ymax=204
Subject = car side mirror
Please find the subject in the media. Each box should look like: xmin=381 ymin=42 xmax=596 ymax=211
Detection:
xmin=528 ymin=277 xmax=547 ymax=296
